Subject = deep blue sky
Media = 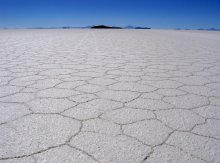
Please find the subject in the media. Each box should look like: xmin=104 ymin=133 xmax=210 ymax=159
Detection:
xmin=0 ymin=0 xmax=220 ymax=29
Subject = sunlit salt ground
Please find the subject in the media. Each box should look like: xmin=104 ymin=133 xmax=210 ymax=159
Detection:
xmin=0 ymin=29 xmax=220 ymax=163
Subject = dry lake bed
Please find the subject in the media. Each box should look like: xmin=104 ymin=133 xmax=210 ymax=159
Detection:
xmin=0 ymin=29 xmax=220 ymax=163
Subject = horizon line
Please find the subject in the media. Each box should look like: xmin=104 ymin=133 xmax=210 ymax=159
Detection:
xmin=0 ymin=26 xmax=220 ymax=31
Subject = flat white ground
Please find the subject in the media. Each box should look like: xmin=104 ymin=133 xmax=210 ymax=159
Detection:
xmin=0 ymin=29 xmax=220 ymax=163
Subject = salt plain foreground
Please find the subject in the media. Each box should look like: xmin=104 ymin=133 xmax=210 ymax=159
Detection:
xmin=0 ymin=29 xmax=220 ymax=163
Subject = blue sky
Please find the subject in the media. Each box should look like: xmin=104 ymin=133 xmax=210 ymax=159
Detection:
xmin=0 ymin=0 xmax=220 ymax=29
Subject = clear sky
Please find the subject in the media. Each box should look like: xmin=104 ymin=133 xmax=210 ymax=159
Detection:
xmin=0 ymin=0 xmax=220 ymax=29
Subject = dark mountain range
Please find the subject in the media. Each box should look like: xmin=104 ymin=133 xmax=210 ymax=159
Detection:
xmin=198 ymin=28 xmax=220 ymax=31
xmin=124 ymin=26 xmax=151 ymax=29
xmin=91 ymin=25 xmax=122 ymax=29
xmin=91 ymin=25 xmax=151 ymax=29
xmin=124 ymin=26 xmax=135 ymax=29
xmin=135 ymin=27 xmax=151 ymax=29
xmin=3 ymin=25 xmax=151 ymax=30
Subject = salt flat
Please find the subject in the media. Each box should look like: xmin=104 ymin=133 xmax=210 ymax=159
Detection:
xmin=0 ymin=29 xmax=220 ymax=163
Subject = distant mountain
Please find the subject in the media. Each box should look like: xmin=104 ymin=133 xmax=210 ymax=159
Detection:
xmin=61 ymin=26 xmax=73 ymax=29
xmin=112 ymin=26 xmax=122 ymax=29
xmin=91 ymin=25 xmax=122 ymax=29
xmin=124 ymin=26 xmax=151 ymax=29
xmin=124 ymin=25 xmax=135 ymax=29
xmin=16 ymin=25 xmax=152 ymax=30
xmin=135 ymin=27 xmax=151 ymax=29
xmin=198 ymin=28 xmax=220 ymax=31
xmin=207 ymin=28 xmax=220 ymax=31
xmin=91 ymin=25 xmax=151 ymax=29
